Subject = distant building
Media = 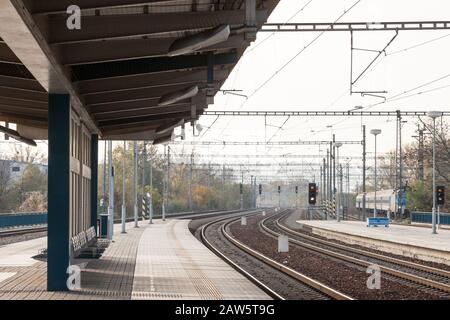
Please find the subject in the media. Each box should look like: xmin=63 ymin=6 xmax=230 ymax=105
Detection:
xmin=0 ymin=160 xmax=47 ymax=184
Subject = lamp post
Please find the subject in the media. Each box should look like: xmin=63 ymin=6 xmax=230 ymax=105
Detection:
xmin=108 ymin=140 xmax=114 ymax=240
xmin=427 ymin=111 xmax=443 ymax=234
xmin=133 ymin=141 xmax=138 ymax=228
xmin=335 ymin=142 xmax=342 ymax=222
xmin=121 ymin=141 xmax=126 ymax=234
xmin=370 ymin=129 xmax=382 ymax=218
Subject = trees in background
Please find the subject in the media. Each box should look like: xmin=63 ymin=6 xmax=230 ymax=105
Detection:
xmin=98 ymin=144 xmax=257 ymax=218
xmin=0 ymin=163 xmax=47 ymax=212
xmin=371 ymin=119 xmax=450 ymax=213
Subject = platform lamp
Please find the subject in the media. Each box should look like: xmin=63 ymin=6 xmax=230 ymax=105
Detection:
xmin=370 ymin=129 xmax=382 ymax=218
xmin=334 ymin=142 xmax=343 ymax=222
xmin=427 ymin=111 xmax=443 ymax=234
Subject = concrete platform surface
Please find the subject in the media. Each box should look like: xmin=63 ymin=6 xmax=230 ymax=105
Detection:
xmin=297 ymin=220 xmax=450 ymax=266
xmin=132 ymin=220 xmax=270 ymax=300
xmin=0 ymin=218 xmax=270 ymax=300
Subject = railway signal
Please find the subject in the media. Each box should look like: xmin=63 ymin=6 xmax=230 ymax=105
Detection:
xmin=240 ymin=183 xmax=243 ymax=195
xmin=278 ymin=186 xmax=281 ymax=193
xmin=295 ymin=186 xmax=298 ymax=194
xmin=308 ymin=183 xmax=317 ymax=205
xmin=437 ymin=186 xmax=445 ymax=206
xmin=259 ymin=184 xmax=262 ymax=195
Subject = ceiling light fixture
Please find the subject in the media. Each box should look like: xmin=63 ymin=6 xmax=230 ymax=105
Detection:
xmin=168 ymin=25 xmax=231 ymax=57
xmin=0 ymin=124 xmax=37 ymax=146
xmin=158 ymin=86 xmax=199 ymax=106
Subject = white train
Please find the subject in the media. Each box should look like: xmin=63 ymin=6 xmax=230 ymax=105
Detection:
xmin=356 ymin=189 xmax=397 ymax=215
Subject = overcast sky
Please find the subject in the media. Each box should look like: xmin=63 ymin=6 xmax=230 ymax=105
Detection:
xmin=1 ymin=0 xmax=449 ymax=186
xmin=167 ymin=0 xmax=450 ymax=184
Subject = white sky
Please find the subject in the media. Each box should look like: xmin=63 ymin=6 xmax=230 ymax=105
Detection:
xmin=168 ymin=0 xmax=450 ymax=184
xmin=1 ymin=0 xmax=450 ymax=186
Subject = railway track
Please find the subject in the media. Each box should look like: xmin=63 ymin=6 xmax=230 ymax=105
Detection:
xmin=198 ymin=209 xmax=352 ymax=300
xmin=262 ymin=211 xmax=450 ymax=298
xmin=0 ymin=226 xmax=47 ymax=237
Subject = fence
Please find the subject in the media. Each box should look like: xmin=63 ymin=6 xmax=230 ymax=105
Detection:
xmin=0 ymin=212 xmax=47 ymax=229
xmin=411 ymin=211 xmax=450 ymax=225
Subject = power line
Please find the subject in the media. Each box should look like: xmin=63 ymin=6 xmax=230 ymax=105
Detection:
xmin=247 ymin=0 xmax=362 ymax=101
xmin=215 ymin=0 xmax=361 ymax=137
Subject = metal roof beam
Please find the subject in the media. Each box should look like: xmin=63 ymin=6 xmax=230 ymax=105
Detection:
xmin=58 ymin=35 xmax=249 ymax=66
xmin=47 ymin=10 xmax=268 ymax=45
xmin=77 ymin=69 xmax=229 ymax=95
xmin=0 ymin=0 xmax=99 ymax=133
xmin=72 ymin=51 xmax=238 ymax=81
xmin=99 ymin=111 xmax=196 ymax=127
xmin=0 ymin=75 xmax=45 ymax=91
xmin=93 ymin=104 xmax=200 ymax=121
xmin=85 ymin=83 xmax=205 ymax=106
xmin=28 ymin=0 xmax=175 ymax=15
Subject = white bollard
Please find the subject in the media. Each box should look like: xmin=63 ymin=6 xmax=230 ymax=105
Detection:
xmin=241 ymin=216 xmax=247 ymax=226
xmin=278 ymin=235 xmax=289 ymax=253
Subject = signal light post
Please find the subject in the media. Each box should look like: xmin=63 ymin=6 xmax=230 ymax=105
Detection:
xmin=278 ymin=185 xmax=281 ymax=208
xmin=240 ymin=183 xmax=244 ymax=210
xmin=259 ymin=184 xmax=262 ymax=208
xmin=308 ymin=183 xmax=317 ymax=205
xmin=308 ymin=183 xmax=317 ymax=220
xmin=428 ymin=111 xmax=443 ymax=234
xmin=437 ymin=186 xmax=445 ymax=229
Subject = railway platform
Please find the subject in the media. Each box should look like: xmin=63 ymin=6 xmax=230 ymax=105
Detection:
xmin=297 ymin=220 xmax=450 ymax=266
xmin=0 ymin=219 xmax=270 ymax=300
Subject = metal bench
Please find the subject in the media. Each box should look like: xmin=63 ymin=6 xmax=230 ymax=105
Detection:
xmin=367 ymin=217 xmax=390 ymax=227
xmin=71 ymin=227 xmax=108 ymax=259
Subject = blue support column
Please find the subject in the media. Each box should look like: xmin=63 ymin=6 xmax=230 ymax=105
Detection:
xmin=47 ymin=94 xmax=70 ymax=291
xmin=91 ymin=134 xmax=99 ymax=231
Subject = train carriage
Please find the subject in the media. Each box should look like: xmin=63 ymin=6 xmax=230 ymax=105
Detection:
xmin=356 ymin=189 xmax=397 ymax=216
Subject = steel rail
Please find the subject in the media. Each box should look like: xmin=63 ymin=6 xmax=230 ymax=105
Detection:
xmin=276 ymin=214 xmax=450 ymax=279
xmin=199 ymin=209 xmax=285 ymax=300
xmin=221 ymin=211 xmax=353 ymax=300
xmin=260 ymin=214 xmax=450 ymax=295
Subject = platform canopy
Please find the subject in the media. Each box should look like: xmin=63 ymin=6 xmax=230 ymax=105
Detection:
xmin=0 ymin=0 xmax=279 ymax=143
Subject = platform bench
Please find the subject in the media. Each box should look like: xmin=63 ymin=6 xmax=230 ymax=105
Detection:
xmin=367 ymin=217 xmax=390 ymax=228
xmin=71 ymin=227 xmax=109 ymax=259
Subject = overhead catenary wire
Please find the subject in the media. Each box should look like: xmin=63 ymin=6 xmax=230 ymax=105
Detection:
xmin=245 ymin=0 xmax=362 ymax=103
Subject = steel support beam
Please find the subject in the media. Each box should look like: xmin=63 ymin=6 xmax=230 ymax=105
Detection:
xmin=28 ymin=0 xmax=173 ymax=14
xmin=90 ymin=134 xmax=99 ymax=229
xmin=261 ymin=21 xmax=450 ymax=32
xmin=169 ymin=140 xmax=362 ymax=146
xmin=72 ymin=52 xmax=238 ymax=81
xmin=202 ymin=110 xmax=450 ymax=116
xmin=47 ymin=10 xmax=268 ymax=44
xmin=0 ymin=0 xmax=99 ymax=133
xmin=58 ymin=35 xmax=249 ymax=65
xmin=77 ymin=69 xmax=229 ymax=95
